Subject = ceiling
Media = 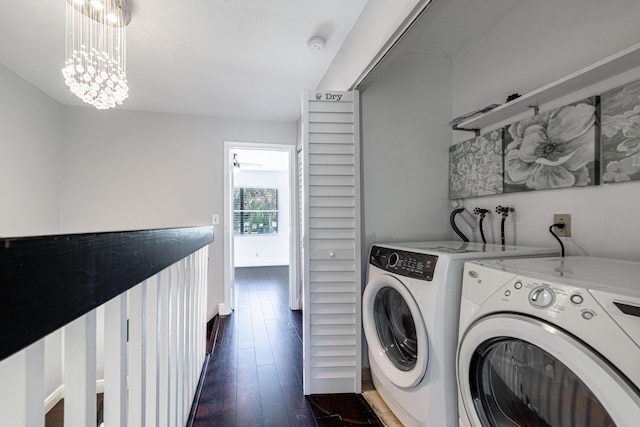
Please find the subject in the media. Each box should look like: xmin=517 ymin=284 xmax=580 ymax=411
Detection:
xmin=0 ymin=0 xmax=530 ymax=123
xmin=0 ymin=0 xmax=368 ymax=122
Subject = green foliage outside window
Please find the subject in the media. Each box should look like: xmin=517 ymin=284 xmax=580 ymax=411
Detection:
xmin=233 ymin=187 xmax=278 ymax=235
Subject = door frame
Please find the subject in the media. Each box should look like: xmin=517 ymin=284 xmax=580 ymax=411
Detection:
xmin=222 ymin=141 xmax=299 ymax=315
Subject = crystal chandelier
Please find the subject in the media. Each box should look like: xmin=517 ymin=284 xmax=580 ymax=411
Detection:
xmin=61 ymin=0 xmax=131 ymax=110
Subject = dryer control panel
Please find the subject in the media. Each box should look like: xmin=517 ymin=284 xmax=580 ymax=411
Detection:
xmin=370 ymin=245 xmax=438 ymax=281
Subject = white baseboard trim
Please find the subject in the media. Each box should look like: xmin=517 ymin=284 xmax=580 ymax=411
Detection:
xmin=218 ymin=302 xmax=232 ymax=316
xmin=45 ymin=385 xmax=64 ymax=413
xmin=44 ymin=379 xmax=106 ymax=412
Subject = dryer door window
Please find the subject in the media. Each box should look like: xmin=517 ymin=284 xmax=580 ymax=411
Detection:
xmin=373 ymin=286 xmax=417 ymax=371
xmin=363 ymin=274 xmax=429 ymax=388
xmin=458 ymin=314 xmax=640 ymax=427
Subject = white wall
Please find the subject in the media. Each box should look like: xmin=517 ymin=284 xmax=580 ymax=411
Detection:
xmin=450 ymin=0 xmax=640 ymax=260
xmin=233 ymin=169 xmax=290 ymax=267
xmin=359 ymin=52 xmax=451 ymax=367
xmin=0 ymin=63 xmax=62 ymax=237
xmin=60 ymin=106 xmax=296 ymax=319
xmin=0 ymin=63 xmax=64 ymax=410
xmin=360 ymin=50 xmax=453 ymax=258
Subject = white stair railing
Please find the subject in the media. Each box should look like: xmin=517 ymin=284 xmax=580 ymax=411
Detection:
xmin=0 ymin=246 xmax=209 ymax=427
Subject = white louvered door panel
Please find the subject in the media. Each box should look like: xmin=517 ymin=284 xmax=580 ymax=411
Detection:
xmin=298 ymin=148 xmax=305 ymax=311
xmin=302 ymin=90 xmax=361 ymax=394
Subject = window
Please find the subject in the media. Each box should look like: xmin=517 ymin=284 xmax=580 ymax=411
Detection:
xmin=233 ymin=187 xmax=278 ymax=235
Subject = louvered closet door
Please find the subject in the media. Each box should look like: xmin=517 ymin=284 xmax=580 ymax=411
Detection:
xmin=301 ymin=90 xmax=361 ymax=394
xmin=298 ymin=147 xmax=304 ymax=309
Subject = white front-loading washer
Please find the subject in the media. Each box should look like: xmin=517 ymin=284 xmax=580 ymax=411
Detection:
xmin=363 ymin=241 xmax=558 ymax=427
xmin=458 ymin=256 xmax=640 ymax=427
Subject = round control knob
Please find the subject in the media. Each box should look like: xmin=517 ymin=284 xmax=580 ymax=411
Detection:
xmin=529 ymin=287 xmax=555 ymax=309
xmin=570 ymin=294 xmax=584 ymax=305
xmin=514 ymin=281 xmax=523 ymax=290
xmin=582 ymin=310 xmax=595 ymax=320
xmin=388 ymin=252 xmax=399 ymax=268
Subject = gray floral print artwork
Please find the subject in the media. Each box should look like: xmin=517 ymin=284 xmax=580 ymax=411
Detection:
xmin=601 ymin=79 xmax=640 ymax=183
xmin=449 ymin=129 xmax=503 ymax=199
xmin=503 ymin=97 xmax=599 ymax=193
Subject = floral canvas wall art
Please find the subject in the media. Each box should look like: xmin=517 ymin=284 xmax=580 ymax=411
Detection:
xmin=503 ymin=97 xmax=600 ymax=193
xmin=449 ymin=129 xmax=504 ymax=199
xmin=601 ymin=79 xmax=640 ymax=183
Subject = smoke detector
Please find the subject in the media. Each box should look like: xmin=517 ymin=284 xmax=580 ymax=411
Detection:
xmin=307 ymin=36 xmax=326 ymax=54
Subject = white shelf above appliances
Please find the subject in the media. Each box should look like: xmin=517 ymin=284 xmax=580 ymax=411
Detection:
xmin=454 ymin=41 xmax=640 ymax=131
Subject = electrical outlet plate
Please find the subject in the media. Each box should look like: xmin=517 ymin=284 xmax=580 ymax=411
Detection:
xmin=553 ymin=214 xmax=571 ymax=237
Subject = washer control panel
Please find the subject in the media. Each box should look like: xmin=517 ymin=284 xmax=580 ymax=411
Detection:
xmin=370 ymin=245 xmax=438 ymax=281
xmin=493 ymin=276 xmax=601 ymax=323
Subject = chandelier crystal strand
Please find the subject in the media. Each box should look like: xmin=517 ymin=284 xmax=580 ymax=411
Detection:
xmin=62 ymin=0 xmax=130 ymax=110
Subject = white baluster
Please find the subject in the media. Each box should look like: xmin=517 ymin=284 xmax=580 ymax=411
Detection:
xmin=0 ymin=340 xmax=45 ymax=427
xmin=175 ymin=260 xmax=184 ymax=425
xmin=128 ymin=281 xmax=147 ymax=426
xmin=104 ymin=294 xmax=127 ymax=427
xmin=184 ymin=255 xmax=193 ymax=409
xmin=197 ymin=251 xmax=204 ymax=372
xmin=189 ymin=253 xmax=198 ymax=410
xmin=199 ymin=248 xmax=208 ymax=365
xmin=158 ymin=268 xmax=171 ymax=427
xmin=146 ymin=274 xmax=160 ymax=426
xmin=169 ymin=264 xmax=179 ymax=427
xmin=184 ymin=259 xmax=191 ymax=421
xmin=26 ymin=340 xmax=45 ymax=427
xmin=64 ymin=311 xmax=97 ymax=427
xmin=191 ymin=253 xmax=198 ymax=412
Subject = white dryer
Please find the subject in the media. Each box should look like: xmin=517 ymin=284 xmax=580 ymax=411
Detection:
xmin=363 ymin=241 xmax=558 ymax=427
xmin=458 ymin=256 xmax=640 ymax=427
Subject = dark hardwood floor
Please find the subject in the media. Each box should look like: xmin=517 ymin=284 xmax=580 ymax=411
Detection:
xmin=45 ymin=394 xmax=103 ymax=427
xmin=192 ymin=266 xmax=381 ymax=426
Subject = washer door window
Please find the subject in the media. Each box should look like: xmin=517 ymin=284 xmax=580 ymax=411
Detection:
xmin=374 ymin=286 xmax=417 ymax=371
xmin=458 ymin=314 xmax=640 ymax=426
xmin=363 ymin=274 xmax=428 ymax=388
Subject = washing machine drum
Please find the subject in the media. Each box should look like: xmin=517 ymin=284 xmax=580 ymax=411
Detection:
xmin=363 ymin=274 xmax=429 ymax=388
